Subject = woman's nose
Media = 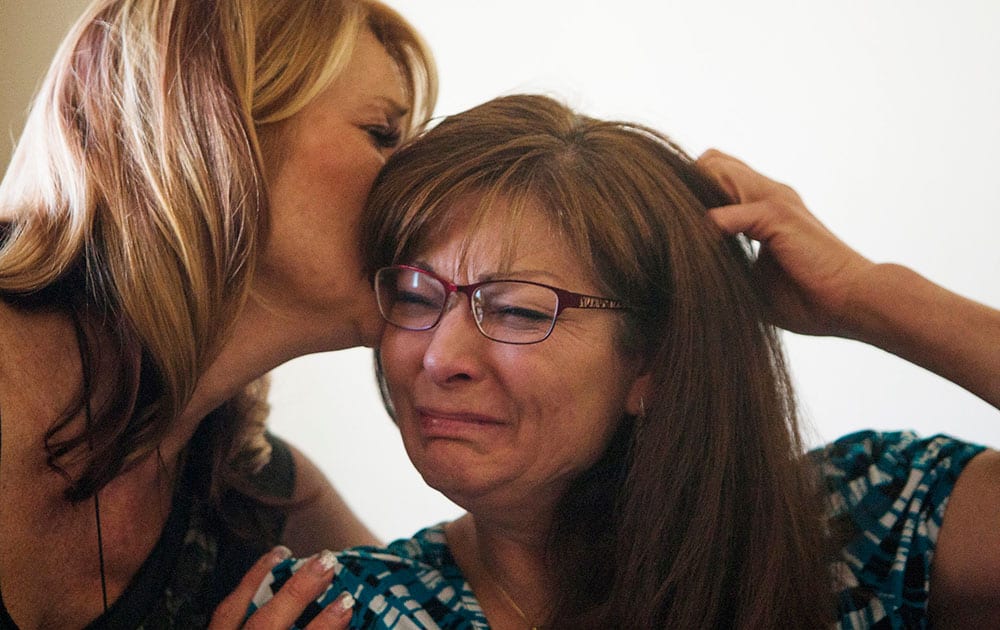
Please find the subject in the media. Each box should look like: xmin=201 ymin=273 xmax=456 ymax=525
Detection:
xmin=421 ymin=294 xmax=487 ymax=385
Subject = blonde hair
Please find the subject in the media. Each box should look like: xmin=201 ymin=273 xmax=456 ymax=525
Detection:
xmin=363 ymin=95 xmax=830 ymax=628
xmin=0 ymin=0 xmax=436 ymax=504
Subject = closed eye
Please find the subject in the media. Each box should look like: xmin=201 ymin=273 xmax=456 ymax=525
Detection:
xmin=365 ymin=125 xmax=402 ymax=149
xmin=391 ymin=289 xmax=443 ymax=320
xmin=396 ymin=289 xmax=437 ymax=307
xmin=489 ymin=304 xmax=552 ymax=323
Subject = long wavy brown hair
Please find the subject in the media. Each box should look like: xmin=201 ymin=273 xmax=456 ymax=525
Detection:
xmin=363 ymin=94 xmax=831 ymax=628
xmin=0 ymin=0 xmax=436 ymax=518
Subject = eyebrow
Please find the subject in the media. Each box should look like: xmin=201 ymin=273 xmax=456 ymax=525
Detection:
xmin=372 ymin=95 xmax=409 ymax=118
xmin=411 ymin=260 xmax=569 ymax=286
xmin=482 ymin=270 xmax=569 ymax=285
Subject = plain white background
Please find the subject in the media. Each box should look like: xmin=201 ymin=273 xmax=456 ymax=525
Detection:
xmin=3 ymin=1 xmax=999 ymax=543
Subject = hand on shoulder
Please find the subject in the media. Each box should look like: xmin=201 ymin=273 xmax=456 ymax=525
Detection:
xmin=210 ymin=547 xmax=353 ymax=630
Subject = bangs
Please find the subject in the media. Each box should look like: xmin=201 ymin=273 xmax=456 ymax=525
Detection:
xmin=392 ymin=174 xmax=596 ymax=279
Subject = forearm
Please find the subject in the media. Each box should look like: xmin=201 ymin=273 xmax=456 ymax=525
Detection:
xmin=842 ymin=263 xmax=1000 ymax=408
xmin=281 ymin=488 xmax=380 ymax=553
xmin=282 ymin=444 xmax=380 ymax=554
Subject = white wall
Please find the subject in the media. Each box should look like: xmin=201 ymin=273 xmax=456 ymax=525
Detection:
xmin=4 ymin=1 xmax=998 ymax=544
xmin=0 ymin=0 xmax=90 ymax=166
xmin=270 ymin=1 xmax=1000 ymax=542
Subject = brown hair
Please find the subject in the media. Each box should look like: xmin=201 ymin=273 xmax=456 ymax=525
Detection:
xmin=0 ymin=0 xmax=436 ymax=512
xmin=363 ymin=94 xmax=830 ymax=628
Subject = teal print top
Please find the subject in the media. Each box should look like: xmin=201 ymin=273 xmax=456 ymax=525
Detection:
xmin=250 ymin=431 xmax=985 ymax=629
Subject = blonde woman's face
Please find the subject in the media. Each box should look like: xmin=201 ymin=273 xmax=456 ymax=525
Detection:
xmin=258 ymin=30 xmax=409 ymax=349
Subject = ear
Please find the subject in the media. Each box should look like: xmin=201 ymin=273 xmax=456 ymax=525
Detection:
xmin=624 ymin=372 xmax=652 ymax=417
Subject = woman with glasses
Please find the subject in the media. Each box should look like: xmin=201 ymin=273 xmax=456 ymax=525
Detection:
xmin=251 ymin=94 xmax=1000 ymax=628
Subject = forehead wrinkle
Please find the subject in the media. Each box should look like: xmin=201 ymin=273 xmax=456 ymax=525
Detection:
xmin=403 ymin=188 xmax=604 ymax=292
xmin=415 ymin=211 xmax=589 ymax=292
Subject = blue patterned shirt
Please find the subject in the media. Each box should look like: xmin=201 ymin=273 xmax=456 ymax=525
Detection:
xmin=817 ymin=431 xmax=984 ymax=628
xmin=251 ymin=525 xmax=487 ymax=629
xmin=250 ymin=431 xmax=985 ymax=629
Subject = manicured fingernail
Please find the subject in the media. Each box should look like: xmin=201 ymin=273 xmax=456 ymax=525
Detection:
xmin=337 ymin=592 xmax=355 ymax=611
xmin=309 ymin=549 xmax=337 ymax=574
xmin=322 ymin=592 xmax=355 ymax=620
xmin=270 ymin=545 xmax=292 ymax=563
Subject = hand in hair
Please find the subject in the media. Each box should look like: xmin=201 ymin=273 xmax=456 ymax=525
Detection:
xmin=699 ymin=149 xmax=1000 ymax=408
xmin=209 ymin=547 xmax=352 ymax=630
xmin=696 ymin=149 xmax=874 ymax=338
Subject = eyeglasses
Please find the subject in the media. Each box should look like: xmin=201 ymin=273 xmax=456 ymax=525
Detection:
xmin=374 ymin=264 xmax=629 ymax=345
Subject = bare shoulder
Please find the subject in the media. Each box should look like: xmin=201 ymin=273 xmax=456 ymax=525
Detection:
xmin=0 ymin=300 xmax=81 ymax=444
xmin=930 ymin=448 xmax=1000 ymax=626
xmin=279 ymin=441 xmax=379 ymax=554
xmin=1 ymin=299 xmax=75 ymax=370
xmin=0 ymin=304 xmax=102 ymax=627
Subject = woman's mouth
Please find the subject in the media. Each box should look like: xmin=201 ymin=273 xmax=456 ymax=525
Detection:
xmin=415 ymin=407 xmax=509 ymax=440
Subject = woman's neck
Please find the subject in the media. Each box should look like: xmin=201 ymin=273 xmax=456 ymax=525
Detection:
xmin=164 ymin=292 xmax=368 ymax=459
xmin=445 ymin=513 xmax=552 ymax=629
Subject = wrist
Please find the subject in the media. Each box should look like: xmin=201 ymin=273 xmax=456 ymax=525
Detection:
xmin=836 ymin=262 xmax=919 ymax=345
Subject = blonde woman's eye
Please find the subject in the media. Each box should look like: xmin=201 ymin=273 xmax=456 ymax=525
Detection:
xmin=365 ymin=125 xmax=402 ymax=149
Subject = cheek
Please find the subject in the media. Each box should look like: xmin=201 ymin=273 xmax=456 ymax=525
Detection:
xmin=553 ymin=360 xmax=631 ymax=439
xmin=286 ymin=131 xmax=385 ymax=208
xmin=330 ymin=150 xmax=384 ymax=205
xmin=379 ymin=330 xmax=424 ymax=394
xmin=312 ymin=155 xmax=382 ymax=220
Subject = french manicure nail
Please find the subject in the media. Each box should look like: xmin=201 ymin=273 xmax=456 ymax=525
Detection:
xmin=270 ymin=545 xmax=292 ymax=563
xmin=337 ymin=592 xmax=355 ymax=611
xmin=322 ymin=592 xmax=355 ymax=619
xmin=309 ymin=549 xmax=337 ymax=574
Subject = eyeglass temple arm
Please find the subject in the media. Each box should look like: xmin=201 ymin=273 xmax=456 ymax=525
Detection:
xmin=553 ymin=288 xmax=628 ymax=311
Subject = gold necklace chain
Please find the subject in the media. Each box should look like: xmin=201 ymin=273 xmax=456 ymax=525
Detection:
xmin=487 ymin=570 xmax=543 ymax=630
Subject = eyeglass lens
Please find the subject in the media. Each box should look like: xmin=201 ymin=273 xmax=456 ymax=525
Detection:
xmin=375 ymin=267 xmax=559 ymax=344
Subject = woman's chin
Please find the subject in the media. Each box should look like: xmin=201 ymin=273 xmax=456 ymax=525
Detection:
xmin=412 ymin=447 xmax=507 ymax=508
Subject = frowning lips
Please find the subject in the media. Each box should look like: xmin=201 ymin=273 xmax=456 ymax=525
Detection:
xmin=414 ymin=406 xmax=510 ymax=440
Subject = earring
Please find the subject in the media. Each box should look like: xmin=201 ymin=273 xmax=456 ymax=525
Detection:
xmin=638 ymin=396 xmax=646 ymax=419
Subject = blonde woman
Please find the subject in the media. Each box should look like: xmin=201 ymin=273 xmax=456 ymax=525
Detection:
xmin=0 ymin=1 xmax=434 ymax=627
